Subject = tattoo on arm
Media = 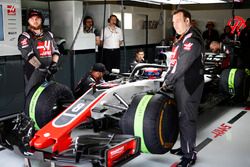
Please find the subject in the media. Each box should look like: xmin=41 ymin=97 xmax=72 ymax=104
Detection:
xmin=28 ymin=56 xmax=41 ymax=69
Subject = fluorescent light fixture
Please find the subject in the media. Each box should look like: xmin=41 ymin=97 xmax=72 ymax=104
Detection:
xmin=131 ymin=0 xmax=228 ymax=5
xmin=132 ymin=0 xmax=161 ymax=5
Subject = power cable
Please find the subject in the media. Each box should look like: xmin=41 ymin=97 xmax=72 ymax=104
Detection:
xmin=101 ymin=0 xmax=107 ymax=63
xmin=121 ymin=0 xmax=127 ymax=72
xmin=69 ymin=1 xmax=88 ymax=90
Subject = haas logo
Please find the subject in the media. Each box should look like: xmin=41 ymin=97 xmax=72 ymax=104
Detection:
xmin=37 ymin=41 xmax=52 ymax=57
xmin=7 ymin=5 xmax=16 ymax=15
xmin=227 ymin=16 xmax=246 ymax=36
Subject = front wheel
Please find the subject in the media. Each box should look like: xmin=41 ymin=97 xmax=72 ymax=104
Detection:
xmin=219 ymin=68 xmax=249 ymax=102
xmin=120 ymin=93 xmax=178 ymax=154
xmin=24 ymin=81 xmax=74 ymax=129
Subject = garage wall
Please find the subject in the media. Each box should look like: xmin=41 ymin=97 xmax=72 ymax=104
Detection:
xmin=165 ymin=8 xmax=250 ymax=39
xmin=85 ymin=4 xmax=165 ymax=46
xmin=191 ymin=9 xmax=250 ymax=34
xmin=0 ymin=56 xmax=24 ymax=118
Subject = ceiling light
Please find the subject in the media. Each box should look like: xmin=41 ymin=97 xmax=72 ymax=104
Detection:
xmin=131 ymin=0 xmax=228 ymax=5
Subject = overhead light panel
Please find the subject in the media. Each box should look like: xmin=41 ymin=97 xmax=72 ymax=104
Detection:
xmin=131 ymin=0 xmax=228 ymax=5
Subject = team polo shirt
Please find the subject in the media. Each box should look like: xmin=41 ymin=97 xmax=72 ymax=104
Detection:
xmin=101 ymin=26 xmax=123 ymax=49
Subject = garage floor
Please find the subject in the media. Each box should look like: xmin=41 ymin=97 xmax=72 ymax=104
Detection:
xmin=0 ymin=102 xmax=249 ymax=167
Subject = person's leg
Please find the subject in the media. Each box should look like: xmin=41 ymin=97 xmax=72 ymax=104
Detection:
xmin=112 ymin=49 xmax=120 ymax=69
xmin=102 ymin=49 xmax=112 ymax=72
xmin=25 ymin=70 xmax=45 ymax=96
xmin=175 ymin=82 xmax=204 ymax=166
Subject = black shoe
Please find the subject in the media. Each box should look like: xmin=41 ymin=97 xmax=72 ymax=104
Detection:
xmin=170 ymin=148 xmax=184 ymax=156
xmin=177 ymin=152 xmax=197 ymax=167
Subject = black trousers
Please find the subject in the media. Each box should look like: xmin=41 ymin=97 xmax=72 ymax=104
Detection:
xmin=174 ymin=81 xmax=204 ymax=158
xmin=24 ymin=69 xmax=46 ymax=96
xmin=102 ymin=48 xmax=120 ymax=72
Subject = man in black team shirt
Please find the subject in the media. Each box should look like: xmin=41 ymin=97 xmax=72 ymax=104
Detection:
xmin=163 ymin=9 xmax=204 ymax=167
xmin=18 ymin=9 xmax=60 ymax=95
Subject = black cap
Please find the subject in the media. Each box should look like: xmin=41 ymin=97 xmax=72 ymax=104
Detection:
xmin=27 ymin=9 xmax=44 ymax=24
xmin=92 ymin=63 xmax=108 ymax=74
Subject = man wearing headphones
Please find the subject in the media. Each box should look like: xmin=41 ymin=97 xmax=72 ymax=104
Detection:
xmin=18 ymin=9 xmax=60 ymax=95
xmin=83 ymin=16 xmax=100 ymax=46
xmin=100 ymin=15 xmax=123 ymax=73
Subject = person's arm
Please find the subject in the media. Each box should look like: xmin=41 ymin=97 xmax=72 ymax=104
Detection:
xmin=100 ymin=28 xmax=104 ymax=46
xmin=52 ymin=54 xmax=59 ymax=63
xmin=18 ymin=33 xmax=41 ymax=69
xmin=48 ymin=31 xmax=60 ymax=63
xmin=74 ymin=74 xmax=95 ymax=98
xmin=165 ymin=37 xmax=202 ymax=86
xmin=119 ymin=28 xmax=123 ymax=46
xmin=119 ymin=40 xmax=123 ymax=46
xmin=94 ymin=28 xmax=101 ymax=46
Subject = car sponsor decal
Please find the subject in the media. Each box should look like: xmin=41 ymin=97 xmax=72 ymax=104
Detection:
xmin=37 ymin=41 xmax=52 ymax=57
xmin=227 ymin=16 xmax=246 ymax=36
xmin=30 ymin=89 xmax=106 ymax=152
xmin=170 ymin=46 xmax=178 ymax=67
xmin=211 ymin=123 xmax=232 ymax=139
xmin=106 ymin=138 xmax=139 ymax=167
xmin=21 ymin=38 xmax=28 ymax=46
xmin=7 ymin=5 xmax=16 ymax=16
xmin=52 ymin=90 xmax=103 ymax=128
xmin=183 ymin=42 xmax=193 ymax=51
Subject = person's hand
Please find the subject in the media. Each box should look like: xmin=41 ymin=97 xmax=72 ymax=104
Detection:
xmin=45 ymin=61 xmax=58 ymax=81
xmin=48 ymin=61 xmax=58 ymax=75
xmin=161 ymin=82 xmax=168 ymax=92
xmin=37 ymin=64 xmax=47 ymax=74
xmin=161 ymin=80 xmax=174 ymax=92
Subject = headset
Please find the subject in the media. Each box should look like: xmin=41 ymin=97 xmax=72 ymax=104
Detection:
xmin=107 ymin=14 xmax=118 ymax=23
xmin=83 ymin=16 xmax=93 ymax=26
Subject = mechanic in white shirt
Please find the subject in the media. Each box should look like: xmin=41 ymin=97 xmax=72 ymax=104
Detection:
xmin=100 ymin=15 xmax=123 ymax=73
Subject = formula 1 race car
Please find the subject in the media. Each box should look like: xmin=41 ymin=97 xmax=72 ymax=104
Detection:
xmin=0 ymin=63 xmax=178 ymax=167
xmin=0 ymin=54 xmax=249 ymax=167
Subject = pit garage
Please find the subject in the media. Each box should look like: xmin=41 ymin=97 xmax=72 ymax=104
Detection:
xmin=0 ymin=0 xmax=250 ymax=167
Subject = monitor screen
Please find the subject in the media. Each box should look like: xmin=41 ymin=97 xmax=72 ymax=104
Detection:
xmin=0 ymin=5 xmax=4 ymax=41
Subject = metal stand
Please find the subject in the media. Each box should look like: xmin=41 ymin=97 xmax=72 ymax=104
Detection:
xmin=50 ymin=162 xmax=56 ymax=167
xmin=24 ymin=158 xmax=32 ymax=167
xmin=24 ymin=158 xmax=56 ymax=167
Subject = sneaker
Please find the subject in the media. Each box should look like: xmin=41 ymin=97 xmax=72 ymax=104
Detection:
xmin=170 ymin=148 xmax=184 ymax=156
xmin=177 ymin=152 xmax=197 ymax=167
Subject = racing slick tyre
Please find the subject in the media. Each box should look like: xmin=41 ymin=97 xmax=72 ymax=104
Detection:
xmin=219 ymin=68 xmax=249 ymax=102
xmin=120 ymin=93 xmax=178 ymax=154
xmin=24 ymin=81 xmax=74 ymax=130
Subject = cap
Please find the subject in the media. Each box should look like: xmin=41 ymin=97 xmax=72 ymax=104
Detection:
xmin=27 ymin=9 xmax=44 ymax=24
xmin=92 ymin=63 xmax=109 ymax=74
xmin=206 ymin=21 xmax=214 ymax=28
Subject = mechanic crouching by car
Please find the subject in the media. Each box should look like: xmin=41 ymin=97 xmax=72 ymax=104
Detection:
xmin=74 ymin=63 xmax=107 ymax=99
xmin=210 ymin=40 xmax=238 ymax=68
xmin=162 ymin=9 xmax=204 ymax=167
xmin=18 ymin=9 xmax=60 ymax=96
